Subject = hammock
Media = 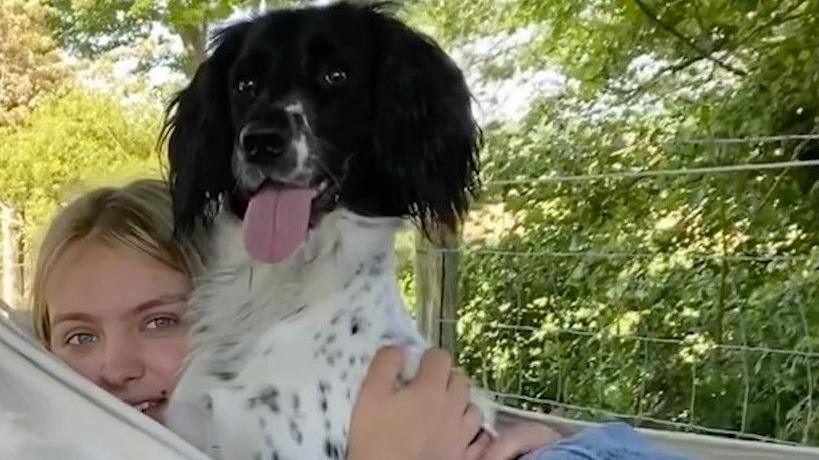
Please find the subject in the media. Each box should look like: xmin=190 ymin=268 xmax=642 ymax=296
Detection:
xmin=1 ymin=300 xmax=817 ymax=460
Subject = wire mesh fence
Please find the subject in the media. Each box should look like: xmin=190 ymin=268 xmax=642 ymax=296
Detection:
xmin=414 ymin=134 xmax=819 ymax=446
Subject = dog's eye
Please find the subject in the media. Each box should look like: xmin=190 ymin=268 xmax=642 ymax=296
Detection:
xmin=236 ymin=79 xmax=257 ymax=96
xmin=321 ymin=69 xmax=347 ymax=88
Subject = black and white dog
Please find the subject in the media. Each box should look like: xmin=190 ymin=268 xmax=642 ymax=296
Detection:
xmin=161 ymin=2 xmax=491 ymax=459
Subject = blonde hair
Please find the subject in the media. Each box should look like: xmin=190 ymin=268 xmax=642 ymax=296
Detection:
xmin=30 ymin=179 xmax=208 ymax=346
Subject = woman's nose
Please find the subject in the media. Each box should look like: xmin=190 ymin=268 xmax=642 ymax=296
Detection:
xmin=98 ymin=335 xmax=144 ymax=390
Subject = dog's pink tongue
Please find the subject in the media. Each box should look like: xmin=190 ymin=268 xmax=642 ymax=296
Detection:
xmin=242 ymin=186 xmax=317 ymax=263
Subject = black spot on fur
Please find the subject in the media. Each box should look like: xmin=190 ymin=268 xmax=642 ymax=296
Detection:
xmin=248 ymin=386 xmax=280 ymax=413
xmin=313 ymin=330 xmax=322 ymax=341
xmin=292 ymin=394 xmax=300 ymax=412
xmin=326 ymin=333 xmax=336 ymax=345
xmin=349 ymin=356 xmax=356 ymax=366
xmin=350 ymin=317 xmax=361 ymax=335
xmin=324 ymin=439 xmax=342 ymax=460
xmin=341 ymin=370 xmax=348 ymax=381
xmin=289 ymin=419 xmax=303 ymax=445
xmin=380 ymin=332 xmax=395 ymax=342
xmin=213 ymin=370 xmax=236 ymax=381
xmin=369 ymin=253 xmax=386 ymax=276
xmin=319 ymin=380 xmax=331 ymax=393
xmin=320 ymin=397 xmax=328 ymax=412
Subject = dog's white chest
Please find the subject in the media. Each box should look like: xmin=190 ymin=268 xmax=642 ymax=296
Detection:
xmin=212 ymin=278 xmax=414 ymax=460
xmin=167 ymin=213 xmax=427 ymax=460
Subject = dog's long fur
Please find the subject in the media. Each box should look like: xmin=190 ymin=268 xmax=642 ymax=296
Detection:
xmin=161 ymin=2 xmax=486 ymax=459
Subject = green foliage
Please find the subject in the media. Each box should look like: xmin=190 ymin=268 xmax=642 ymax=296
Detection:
xmin=449 ymin=112 xmax=819 ymax=443
xmin=399 ymin=0 xmax=819 ymax=445
xmin=0 ymin=88 xmax=162 ymax=250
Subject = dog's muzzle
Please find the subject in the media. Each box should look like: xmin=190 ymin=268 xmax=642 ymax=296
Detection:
xmin=239 ymin=104 xmax=309 ymax=167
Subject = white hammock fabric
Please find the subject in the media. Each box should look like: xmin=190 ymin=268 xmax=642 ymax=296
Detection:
xmin=1 ymin=299 xmax=818 ymax=460
xmin=0 ymin=301 xmax=208 ymax=460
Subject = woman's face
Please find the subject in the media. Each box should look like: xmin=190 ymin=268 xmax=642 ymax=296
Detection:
xmin=45 ymin=237 xmax=191 ymax=424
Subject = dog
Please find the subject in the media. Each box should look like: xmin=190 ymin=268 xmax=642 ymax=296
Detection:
xmin=161 ymin=2 xmax=491 ymax=458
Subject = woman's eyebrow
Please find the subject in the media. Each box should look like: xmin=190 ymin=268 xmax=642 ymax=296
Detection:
xmin=133 ymin=293 xmax=189 ymax=315
xmin=51 ymin=293 xmax=188 ymax=326
xmin=51 ymin=311 xmax=96 ymax=326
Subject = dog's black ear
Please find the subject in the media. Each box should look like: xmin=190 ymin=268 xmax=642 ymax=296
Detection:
xmin=161 ymin=21 xmax=251 ymax=236
xmin=367 ymin=14 xmax=482 ymax=235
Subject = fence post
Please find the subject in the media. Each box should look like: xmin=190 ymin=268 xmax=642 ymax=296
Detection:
xmin=1 ymin=204 xmax=19 ymax=308
xmin=414 ymin=226 xmax=461 ymax=354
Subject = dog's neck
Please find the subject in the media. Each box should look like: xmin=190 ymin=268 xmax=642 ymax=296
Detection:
xmin=186 ymin=209 xmax=407 ymax=365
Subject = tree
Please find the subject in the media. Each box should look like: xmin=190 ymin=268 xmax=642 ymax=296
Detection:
xmin=0 ymin=88 xmax=162 ymax=270
xmin=46 ymin=0 xmax=299 ymax=75
xmin=407 ymin=0 xmax=818 ymax=133
xmin=0 ymin=0 xmax=67 ymax=127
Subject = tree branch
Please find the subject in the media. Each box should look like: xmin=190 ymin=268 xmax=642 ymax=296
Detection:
xmin=730 ymin=0 xmax=808 ymax=52
xmin=631 ymin=0 xmax=748 ymax=77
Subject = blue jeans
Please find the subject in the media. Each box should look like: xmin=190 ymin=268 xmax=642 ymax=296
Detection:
xmin=521 ymin=423 xmax=693 ymax=460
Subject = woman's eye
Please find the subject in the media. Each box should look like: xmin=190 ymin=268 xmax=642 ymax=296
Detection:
xmin=66 ymin=332 xmax=97 ymax=346
xmin=145 ymin=316 xmax=179 ymax=330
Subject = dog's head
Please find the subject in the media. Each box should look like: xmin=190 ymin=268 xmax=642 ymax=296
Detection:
xmin=162 ymin=2 xmax=481 ymax=260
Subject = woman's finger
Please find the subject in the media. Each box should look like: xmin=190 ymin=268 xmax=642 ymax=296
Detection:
xmin=460 ymin=403 xmax=484 ymax=447
xmin=447 ymin=371 xmax=471 ymax=412
xmin=413 ymin=349 xmax=453 ymax=389
xmin=360 ymin=346 xmax=405 ymax=396
xmin=463 ymin=431 xmax=493 ymax=460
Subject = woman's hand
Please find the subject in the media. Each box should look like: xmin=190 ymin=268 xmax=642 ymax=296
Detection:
xmin=476 ymin=422 xmax=563 ymax=460
xmin=347 ymin=347 xmax=485 ymax=460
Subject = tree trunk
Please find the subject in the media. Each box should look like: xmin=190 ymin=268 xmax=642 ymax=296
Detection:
xmin=178 ymin=22 xmax=208 ymax=77
xmin=1 ymin=204 xmax=19 ymax=308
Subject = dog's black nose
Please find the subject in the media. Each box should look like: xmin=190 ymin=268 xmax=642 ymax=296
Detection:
xmin=239 ymin=122 xmax=289 ymax=164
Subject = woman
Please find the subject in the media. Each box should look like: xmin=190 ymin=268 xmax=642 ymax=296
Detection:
xmin=29 ymin=178 xmax=561 ymax=460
